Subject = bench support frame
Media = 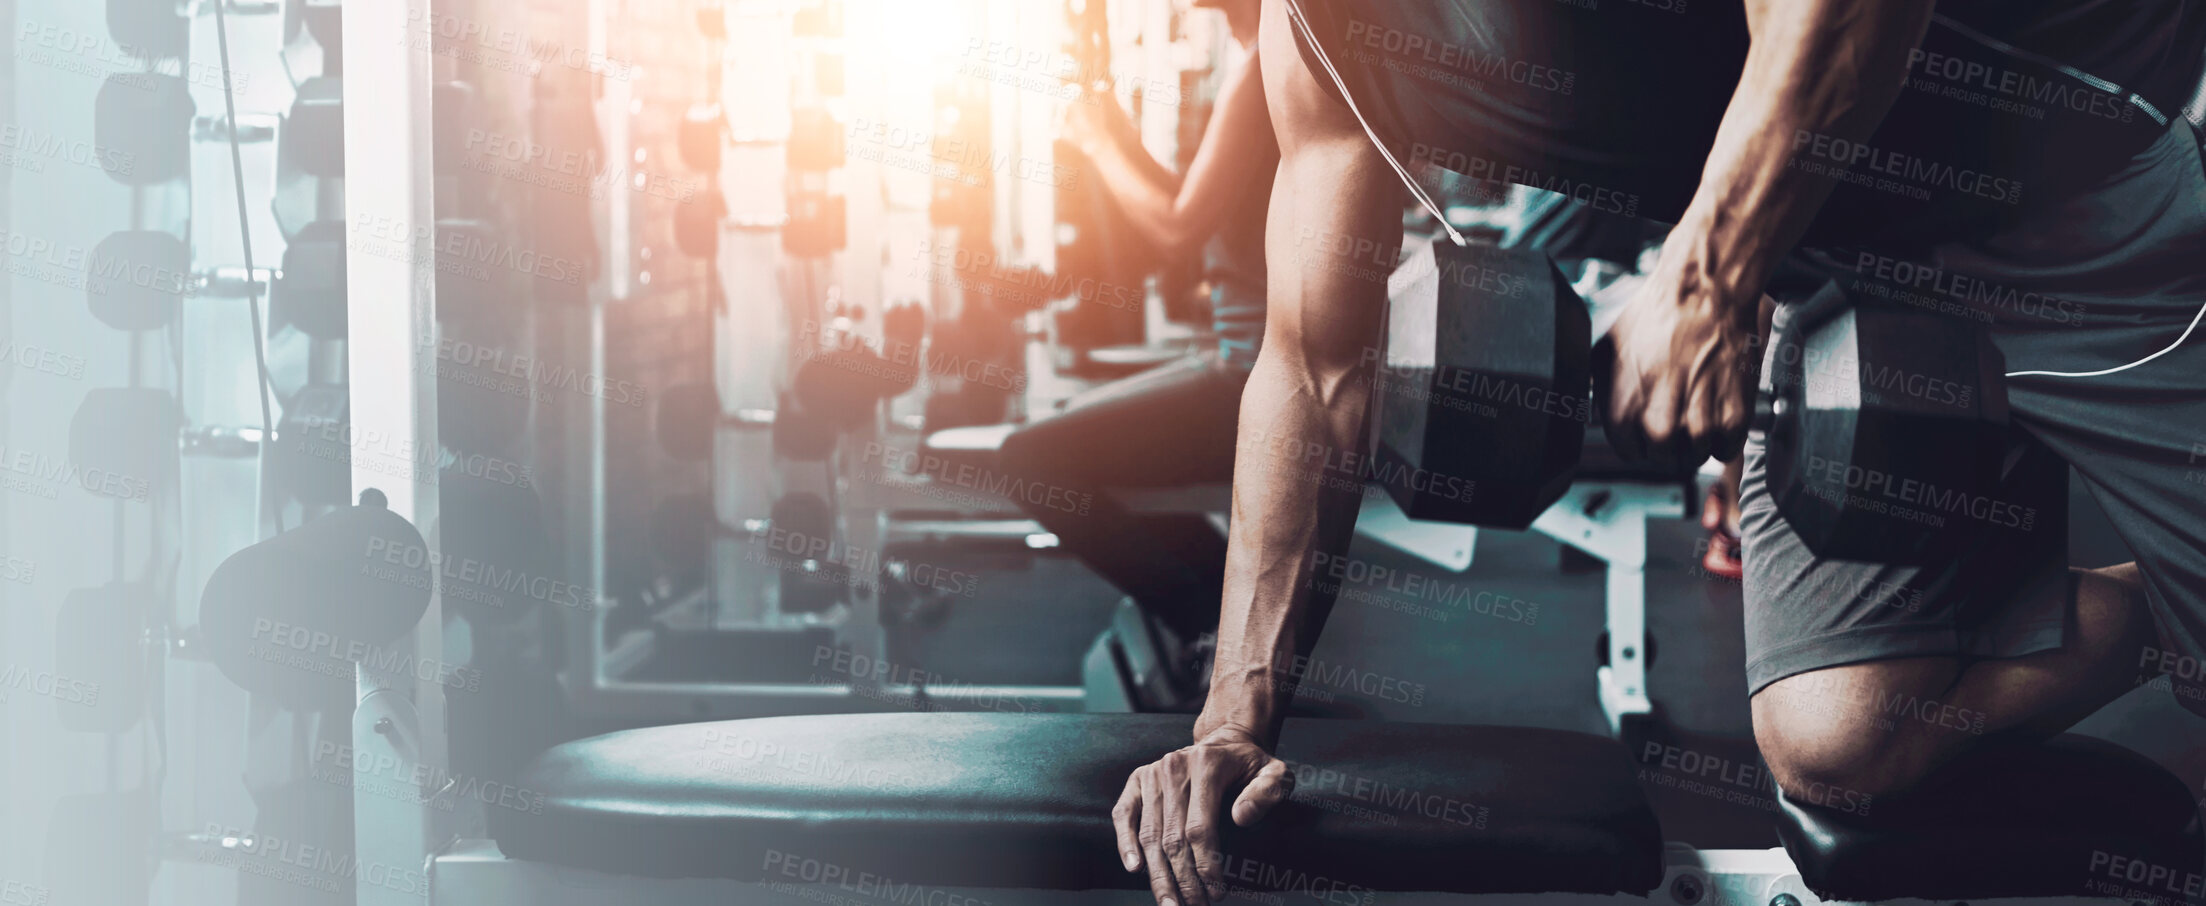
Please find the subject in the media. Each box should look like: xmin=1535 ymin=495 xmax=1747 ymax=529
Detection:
xmin=1531 ymin=481 xmax=1686 ymax=735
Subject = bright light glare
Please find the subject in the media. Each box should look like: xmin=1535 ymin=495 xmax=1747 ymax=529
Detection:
xmin=846 ymin=0 xmax=975 ymax=78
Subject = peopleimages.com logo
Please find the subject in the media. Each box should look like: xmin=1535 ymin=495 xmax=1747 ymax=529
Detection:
xmin=0 ymin=878 xmax=46 ymax=906
xmin=1791 ymin=130 xmax=2025 ymax=205
xmin=2088 ymin=851 xmax=2204 ymax=902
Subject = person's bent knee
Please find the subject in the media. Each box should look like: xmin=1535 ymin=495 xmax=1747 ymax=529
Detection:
xmin=2087 ymin=561 xmax=2144 ymax=589
xmin=1751 ymin=661 xmax=1961 ymax=804
xmin=1752 ymin=696 xmax=1906 ymax=805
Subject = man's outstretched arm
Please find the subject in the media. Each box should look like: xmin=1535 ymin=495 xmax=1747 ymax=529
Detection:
xmin=1109 ymin=5 xmax=1403 ymax=906
xmin=1608 ymin=0 xmax=1935 ymax=464
xmin=1112 ymin=0 xmax=1941 ymax=903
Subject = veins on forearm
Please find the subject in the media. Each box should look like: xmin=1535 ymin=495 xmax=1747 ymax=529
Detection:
xmin=1684 ymin=0 xmax=1931 ymax=304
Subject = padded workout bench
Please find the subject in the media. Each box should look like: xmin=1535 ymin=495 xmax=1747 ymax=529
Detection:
xmin=414 ymin=713 xmax=2200 ymax=905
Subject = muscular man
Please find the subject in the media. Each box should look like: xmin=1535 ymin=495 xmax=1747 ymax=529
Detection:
xmin=996 ymin=0 xmax=1276 ymax=661
xmin=1110 ymin=0 xmax=2206 ymax=903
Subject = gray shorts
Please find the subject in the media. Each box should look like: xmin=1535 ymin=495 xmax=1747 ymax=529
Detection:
xmin=1739 ymin=319 xmax=2074 ymax=695
xmin=1741 ymin=119 xmax=2206 ymax=712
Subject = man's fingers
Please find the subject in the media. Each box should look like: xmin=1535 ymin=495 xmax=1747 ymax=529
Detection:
xmin=1678 ymin=382 xmax=1719 ymax=471
xmin=1636 ymin=375 xmax=1690 ymax=470
xmin=1605 ymin=399 xmax=1645 ymax=464
xmin=1113 ymin=778 xmax=1144 ymax=872
xmin=1156 ymin=754 xmax=1209 ymax=906
xmin=1680 ymin=351 xmax=1749 ymax=465
xmin=1232 ymin=759 xmax=1295 ymax=826
xmin=1138 ymin=769 xmax=1182 ymax=906
xmin=1715 ymin=386 xmax=1751 ymax=462
xmin=1717 ymin=347 xmax=1754 ymax=462
xmin=1185 ymin=754 xmax=1231 ymax=902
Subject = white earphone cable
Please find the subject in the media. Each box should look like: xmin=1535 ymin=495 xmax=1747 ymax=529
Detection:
xmin=2004 ymin=294 xmax=2206 ymax=378
xmin=1283 ymin=0 xmax=1469 ymax=247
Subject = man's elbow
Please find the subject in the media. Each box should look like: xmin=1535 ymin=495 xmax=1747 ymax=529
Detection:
xmin=1258 ymin=330 xmax=1377 ymax=408
xmin=1136 ymin=216 xmax=1209 ymax=270
xmin=1152 ymin=212 xmax=1202 ymax=251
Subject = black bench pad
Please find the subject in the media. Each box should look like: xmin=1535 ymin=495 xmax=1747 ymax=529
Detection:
xmin=1576 ymin=424 xmax=1699 ymax=484
xmin=1776 ymin=734 xmax=2204 ymax=901
xmin=493 ymin=713 xmax=1664 ymax=894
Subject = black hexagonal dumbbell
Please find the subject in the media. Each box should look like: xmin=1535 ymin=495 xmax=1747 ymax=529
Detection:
xmin=1762 ymin=280 xmax=2011 ymax=564
xmin=86 ymin=230 xmax=189 ymax=332
xmin=1373 ymin=240 xmax=1593 ymax=528
xmin=197 ymin=490 xmax=434 ymax=709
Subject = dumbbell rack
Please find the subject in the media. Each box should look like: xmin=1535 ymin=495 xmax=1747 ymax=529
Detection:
xmin=30 ymin=0 xmax=198 ymax=898
xmin=558 ymin=0 xmax=1139 ymax=723
xmin=554 ymin=0 xmax=888 ymax=721
xmin=550 ymin=0 xmax=920 ymax=722
xmin=17 ymin=0 xmax=376 ymax=902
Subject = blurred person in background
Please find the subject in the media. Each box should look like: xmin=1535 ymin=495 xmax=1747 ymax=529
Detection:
xmin=997 ymin=0 xmax=1276 ymax=704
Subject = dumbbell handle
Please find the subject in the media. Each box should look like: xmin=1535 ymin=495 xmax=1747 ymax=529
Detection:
xmin=192 ymin=113 xmax=279 ymax=144
xmin=193 ymin=266 xmax=278 ymax=298
xmin=1753 ymin=392 xmax=1781 ymax=435
xmin=181 ymin=425 xmax=272 ymax=458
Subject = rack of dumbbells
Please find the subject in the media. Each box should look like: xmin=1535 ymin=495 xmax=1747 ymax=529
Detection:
xmin=770 ymin=0 xmax=867 ymax=663
xmin=630 ymin=0 xmax=736 ymax=646
xmin=24 ymin=0 xmax=370 ymax=902
xmin=545 ymin=1 xmax=1095 ymax=721
xmin=916 ymin=38 xmax=1016 ymax=431
xmin=173 ymin=2 xmax=379 ymax=904
xmin=593 ymin=0 xmax=720 ymax=660
xmin=606 ymin=0 xmax=806 ymax=690
xmin=39 ymin=0 xmax=196 ymax=901
xmin=421 ymin=0 xmax=582 ymax=815
xmin=1047 ymin=0 xmax=1150 ymax=376
xmin=551 ymin=0 xmax=856 ymax=719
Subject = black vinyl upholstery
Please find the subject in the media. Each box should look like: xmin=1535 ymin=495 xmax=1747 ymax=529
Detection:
xmin=493 ymin=713 xmax=1665 ymax=894
xmin=1775 ymin=734 xmax=2204 ymax=901
xmin=1575 ymin=424 xmax=1699 ymax=483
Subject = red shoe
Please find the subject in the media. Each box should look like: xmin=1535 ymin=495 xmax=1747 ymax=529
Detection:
xmin=1700 ymin=477 xmax=1744 ymax=581
xmin=1701 ymin=526 xmax=1743 ymax=581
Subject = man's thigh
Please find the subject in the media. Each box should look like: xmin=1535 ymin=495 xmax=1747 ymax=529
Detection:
xmin=1773 ymin=120 xmax=2206 ymax=716
xmin=2008 ymin=366 xmax=2206 ymax=717
xmin=1892 ymin=120 xmax=2206 ymax=713
xmin=1737 ymin=379 xmax=2074 ymax=703
xmin=1752 ymin=658 xmax=1967 ymax=745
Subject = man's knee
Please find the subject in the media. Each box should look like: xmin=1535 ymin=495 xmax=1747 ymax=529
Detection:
xmin=1751 ymin=660 xmax=1962 ymax=803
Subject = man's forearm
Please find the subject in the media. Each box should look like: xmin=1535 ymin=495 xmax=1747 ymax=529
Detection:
xmin=1195 ymin=351 xmax=1374 ymax=747
xmin=1671 ymin=0 xmax=1934 ymax=316
xmin=1079 ymin=130 xmax=1194 ymax=249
